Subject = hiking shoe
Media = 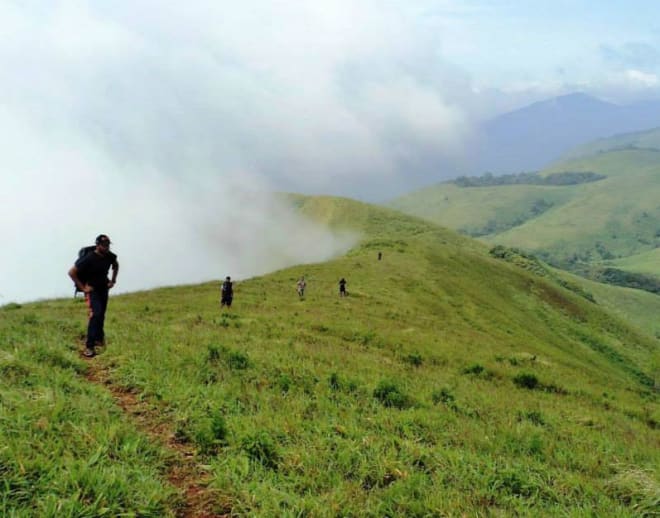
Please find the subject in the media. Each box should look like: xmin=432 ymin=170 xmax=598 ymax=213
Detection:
xmin=82 ymin=348 xmax=95 ymax=358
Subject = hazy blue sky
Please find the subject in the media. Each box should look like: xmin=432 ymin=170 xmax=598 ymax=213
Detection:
xmin=425 ymin=1 xmax=660 ymax=100
xmin=2 ymin=1 xmax=659 ymax=303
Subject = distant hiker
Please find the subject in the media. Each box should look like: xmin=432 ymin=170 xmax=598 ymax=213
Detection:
xmin=378 ymin=252 xmax=382 ymax=261
xmin=339 ymin=278 xmax=347 ymax=297
xmin=296 ymin=276 xmax=307 ymax=298
xmin=221 ymin=276 xmax=233 ymax=308
xmin=68 ymin=234 xmax=118 ymax=358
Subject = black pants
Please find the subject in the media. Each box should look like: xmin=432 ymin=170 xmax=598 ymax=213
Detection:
xmin=85 ymin=289 xmax=109 ymax=348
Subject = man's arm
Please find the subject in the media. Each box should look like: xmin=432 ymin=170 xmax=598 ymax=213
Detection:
xmin=108 ymin=260 xmax=119 ymax=288
xmin=68 ymin=266 xmax=91 ymax=293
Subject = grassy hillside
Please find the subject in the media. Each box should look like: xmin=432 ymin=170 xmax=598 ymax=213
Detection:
xmin=388 ymin=133 xmax=660 ymax=289
xmin=388 ymin=182 xmax=576 ymax=237
xmin=563 ymin=127 xmax=660 ymax=161
xmin=489 ymin=149 xmax=660 ymax=263
xmin=2 ymin=196 xmax=659 ymax=516
xmin=550 ymin=267 xmax=660 ymax=339
xmin=606 ymin=248 xmax=660 ymax=277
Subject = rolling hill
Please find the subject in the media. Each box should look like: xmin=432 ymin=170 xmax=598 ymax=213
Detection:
xmin=1 ymin=196 xmax=658 ymax=516
xmin=389 ymin=129 xmax=660 ymax=293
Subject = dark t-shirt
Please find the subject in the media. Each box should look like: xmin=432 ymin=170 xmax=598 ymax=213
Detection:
xmin=221 ymin=281 xmax=233 ymax=296
xmin=75 ymin=250 xmax=117 ymax=289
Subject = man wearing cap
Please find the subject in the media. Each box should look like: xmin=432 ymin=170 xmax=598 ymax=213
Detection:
xmin=221 ymin=276 xmax=233 ymax=308
xmin=68 ymin=234 xmax=119 ymax=357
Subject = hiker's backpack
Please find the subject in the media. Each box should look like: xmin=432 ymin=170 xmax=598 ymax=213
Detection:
xmin=221 ymin=280 xmax=233 ymax=295
xmin=73 ymin=245 xmax=96 ymax=296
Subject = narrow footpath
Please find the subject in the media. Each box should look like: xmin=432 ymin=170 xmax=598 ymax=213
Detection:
xmin=84 ymin=360 xmax=231 ymax=518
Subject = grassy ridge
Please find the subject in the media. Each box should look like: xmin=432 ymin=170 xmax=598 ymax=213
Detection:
xmin=390 ymin=149 xmax=660 ymax=269
xmin=389 ymin=129 xmax=660 ymax=289
xmin=607 ymin=248 xmax=660 ymax=277
xmin=550 ymin=267 xmax=660 ymax=339
xmin=2 ymin=196 xmax=659 ymax=516
xmin=562 ymin=127 xmax=660 ymax=161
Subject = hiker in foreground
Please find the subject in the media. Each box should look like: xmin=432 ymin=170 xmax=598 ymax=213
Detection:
xmin=296 ymin=276 xmax=307 ymax=298
xmin=68 ymin=234 xmax=119 ymax=358
xmin=221 ymin=276 xmax=233 ymax=308
xmin=339 ymin=277 xmax=347 ymax=297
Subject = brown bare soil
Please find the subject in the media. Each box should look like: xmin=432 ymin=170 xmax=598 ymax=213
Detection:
xmin=84 ymin=361 xmax=231 ymax=518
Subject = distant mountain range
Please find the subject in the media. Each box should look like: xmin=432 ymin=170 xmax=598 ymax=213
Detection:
xmin=474 ymin=92 xmax=660 ymax=174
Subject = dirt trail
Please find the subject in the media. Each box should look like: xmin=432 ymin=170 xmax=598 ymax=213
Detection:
xmin=84 ymin=360 xmax=231 ymax=518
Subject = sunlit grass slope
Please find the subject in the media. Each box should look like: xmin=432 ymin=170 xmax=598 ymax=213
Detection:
xmin=389 ymin=147 xmax=660 ymax=272
xmin=492 ymin=149 xmax=660 ymax=262
xmin=550 ymin=267 xmax=660 ymax=339
xmin=563 ymin=127 xmax=660 ymax=161
xmin=606 ymin=248 xmax=660 ymax=277
xmin=2 ymin=195 xmax=659 ymax=516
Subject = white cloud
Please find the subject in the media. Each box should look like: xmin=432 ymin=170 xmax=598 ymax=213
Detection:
xmin=624 ymin=69 xmax=660 ymax=87
xmin=3 ymin=1 xmax=470 ymax=303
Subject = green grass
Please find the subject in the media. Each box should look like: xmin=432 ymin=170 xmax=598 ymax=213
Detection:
xmin=551 ymin=267 xmax=660 ymax=339
xmin=606 ymin=248 xmax=660 ymax=277
xmin=562 ymin=127 xmax=660 ymax=161
xmin=388 ymin=129 xmax=660 ymax=306
xmin=2 ymin=195 xmax=659 ymax=516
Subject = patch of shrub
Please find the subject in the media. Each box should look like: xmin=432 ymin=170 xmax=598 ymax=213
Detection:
xmin=311 ymin=324 xmax=330 ymax=333
xmin=1 ymin=302 xmax=21 ymax=310
xmin=513 ymin=373 xmax=539 ymax=390
xmin=431 ymin=387 xmax=455 ymax=406
xmin=228 ymin=351 xmax=250 ymax=370
xmin=174 ymin=417 xmax=192 ymax=443
xmin=198 ymin=365 xmax=218 ymax=384
xmin=601 ymin=268 xmax=660 ymax=294
xmin=543 ymin=383 xmax=568 ymax=395
xmin=206 ymin=344 xmax=223 ymax=363
xmin=328 ymin=372 xmax=359 ymax=394
xmin=373 ymin=380 xmax=412 ymax=409
xmin=527 ymin=434 xmax=545 ymax=458
xmin=276 ymin=374 xmax=292 ymax=393
xmin=403 ymin=352 xmax=423 ymax=367
xmin=22 ymin=314 xmax=39 ymax=325
xmin=356 ymin=330 xmax=378 ymax=346
xmin=487 ymin=467 xmax=539 ymax=498
xmin=329 ymin=372 xmax=341 ymax=391
xmin=517 ymin=410 xmax=546 ymax=427
xmin=241 ymin=431 xmax=279 ymax=469
xmin=194 ymin=411 xmax=229 ymax=455
xmin=462 ymin=363 xmax=485 ymax=375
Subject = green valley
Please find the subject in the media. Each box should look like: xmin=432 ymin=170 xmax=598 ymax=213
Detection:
xmin=389 ymin=129 xmax=660 ymax=293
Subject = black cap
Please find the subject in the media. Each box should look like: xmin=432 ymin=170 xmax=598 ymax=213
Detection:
xmin=95 ymin=234 xmax=111 ymax=245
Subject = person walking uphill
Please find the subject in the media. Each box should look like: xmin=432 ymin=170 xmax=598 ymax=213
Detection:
xmin=296 ymin=276 xmax=307 ymax=298
xmin=68 ymin=234 xmax=119 ymax=358
xmin=221 ymin=276 xmax=233 ymax=308
xmin=339 ymin=277 xmax=347 ymax=297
